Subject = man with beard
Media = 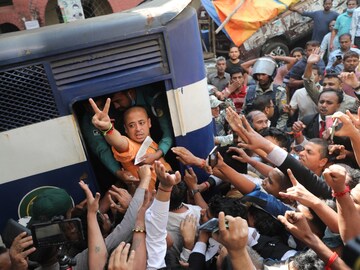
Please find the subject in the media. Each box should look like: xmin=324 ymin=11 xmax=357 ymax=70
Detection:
xmin=341 ymin=51 xmax=360 ymax=97
xmin=243 ymin=57 xmax=288 ymax=131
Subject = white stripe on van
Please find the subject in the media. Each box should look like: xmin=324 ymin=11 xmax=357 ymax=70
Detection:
xmin=0 ymin=115 xmax=86 ymax=184
xmin=167 ymin=78 xmax=212 ymax=137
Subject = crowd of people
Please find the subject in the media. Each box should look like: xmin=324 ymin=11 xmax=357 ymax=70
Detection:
xmin=2 ymin=0 xmax=360 ymax=269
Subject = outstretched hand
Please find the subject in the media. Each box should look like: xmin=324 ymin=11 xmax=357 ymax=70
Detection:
xmin=89 ymin=97 xmax=111 ymax=131
xmin=279 ymin=169 xmax=317 ymax=207
xmin=79 ymin=180 xmax=100 ymax=214
xmin=154 ymin=160 xmax=181 ymax=188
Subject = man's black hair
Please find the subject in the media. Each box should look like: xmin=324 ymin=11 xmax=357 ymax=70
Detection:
xmin=290 ymin=47 xmax=305 ymax=56
xmin=260 ymin=127 xmax=291 ymax=152
xmin=337 ymin=163 xmax=360 ymax=189
xmin=252 ymin=95 xmax=272 ymax=113
xmin=229 ymin=66 xmax=245 ymax=77
xmin=308 ymin=138 xmax=330 ymax=159
xmin=339 ymin=33 xmax=352 ymax=41
xmin=169 ymin=181 xmax=187 ymax=211
xmin=305 ymin=40 xmax=321 ymax=49
xmin=343 ymin=50 xmax=360 ymax=61
xmin=208 ymin=195 xmax=247 ymax=219
xmin=318 ymin=88 xmax=344 ymax=104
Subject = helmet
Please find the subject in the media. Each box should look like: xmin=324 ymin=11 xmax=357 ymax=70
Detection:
xmin=252 ymin=57 xmax=277 ymax=80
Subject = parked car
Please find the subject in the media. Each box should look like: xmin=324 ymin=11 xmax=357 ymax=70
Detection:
xmin=206 ymin=0 xmax=346 ymax=60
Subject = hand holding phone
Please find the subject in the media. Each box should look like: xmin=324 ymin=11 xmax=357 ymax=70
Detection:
xmin=199 ymin=218 xmax=228 ymax=233
xmin=208 ymin=146 xmax=219 ymax=168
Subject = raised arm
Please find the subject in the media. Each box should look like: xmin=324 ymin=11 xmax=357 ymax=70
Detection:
xmin=303 ymin=48 xmax=321 ymax=104
xmin=323 ymin=165 xmax=360 ymax=242
xmin=333 ymin=110 xmax=360 ymax=167
xmin=131 ymin=167 xmax=153 ymax=270
xmin=278 ymin=211 xmax=350 ymax=270
xmin=213 ymin=153 xmax=256 ymax=195
xmin=89 ymin=98 xmax=129 ymax=153
xmin=79 ymin=180 xmax=108 ymax=270
xmin=279 ymin=169 xmax=339 ymax=233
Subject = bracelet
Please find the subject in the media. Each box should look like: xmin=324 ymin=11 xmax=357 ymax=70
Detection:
xmin=100 ymin=123 xmax=114 ymax=136
xmin=293 ymin=131 xmax=302 ymax=138
xmin=332 ymin=185 xmax=350 ymax=198
xmin=325 ymin=252 xmax=338 ymax=270
xmin=132 ymin=227 xmax=146 ymax=233
xmin=158 ymin=185 xmax=172 ymax=192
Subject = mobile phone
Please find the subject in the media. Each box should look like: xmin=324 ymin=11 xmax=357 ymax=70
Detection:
xmin=325 ymin=115 xmax=334 ymax=129
xmin=30 ymin=218 xmax=84 ymax=248
xmin=330 ymin=118 xmax=339 ymax=142
xmin=208 ymin=145 xmax=219 ymax=168
xmin=198 ymin=218 xmax=229 ymax=233
xmin=336 ymin=55 xmax=342 ymax=60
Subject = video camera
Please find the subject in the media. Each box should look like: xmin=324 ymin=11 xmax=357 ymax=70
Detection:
xmin=30 ymin=216 xmax=85 ymax=248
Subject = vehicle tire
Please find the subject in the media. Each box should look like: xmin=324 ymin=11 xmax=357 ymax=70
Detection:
xmin=262 ymin=41 xmax=289 ymax=56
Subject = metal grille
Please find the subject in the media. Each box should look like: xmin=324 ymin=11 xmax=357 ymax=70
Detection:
xmin=51 ymin=35 xmax=168 ymax=90
xmin=0 ymin=65 xmax=59 ymax=132
xmin=82 ymin=0 xmax=113 ymax=18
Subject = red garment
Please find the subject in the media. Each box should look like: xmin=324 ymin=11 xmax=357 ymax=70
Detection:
xmin=228 ymin=85 xmax=247 ymax=114
xmin=319 ymin=120 xmax=326 ymax=138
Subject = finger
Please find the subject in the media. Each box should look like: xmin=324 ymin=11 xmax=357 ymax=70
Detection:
xmin=89 ymin=98 xmax=101 ymax=113
xmin=287 ymin=169 xmax=298 ymax=187
xmin=120 ymin=243 xmax=131 ymax=265
xmin=102 ymin=98 xmax=111 ymax=115
xmin=217 ymin=212 xmax=227 ymax=234
xmin=127 ymin=249 xmax=135 ymax=267
xmin=22 ymin=246 xmax=36 ymax=257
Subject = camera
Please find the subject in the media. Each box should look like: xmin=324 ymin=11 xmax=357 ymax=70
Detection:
xmin=30 ymin=217 xmax=85 ymax=248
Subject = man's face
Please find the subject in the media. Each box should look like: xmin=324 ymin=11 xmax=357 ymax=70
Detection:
xmin=124 ymin=108 xmax=151 ymax=143
xmin=262 ymin=169 xmax=282 ymax=197
xmin=347 ymin=0 xmax=357 ymax=9
xmin=343 ymin=56 xmax=359 ymax=72
xmin=266 ymin=99 xmax=275 ymax=118
xmin=256 ymin=73 xmax=271 ymax=87
xmin=211 ymin=106 xmax=220 ymax=118
xmin=292 ymin=51 xmax=303 ymax=60
xmin=306 ymin=45 xmax=318 ymax=57
xmin=323 ymin=77 xmax=342 ymax=91
xmin=323 ymin=0 xmax=332 ymax=11
xmin=312 ymin=69 xmax=321 ymax=83
xmin=112 ymin=92 xmax=132 ymax=111
xmin=339 ymin=35 xmax=352 ymax=51
xmin=216 ymin=60 xmax=226 ymax=73
xmin=252 ymin=112 xmax=269 ymax=132
xmin=298 ymin=142 xmax=326 ymax=172
xmin=229 ymin=47 xmax=240 ymax=60
xmin=230 ymin=72 xmax=244 ymax=86
xmin=318 ymin=91 xmax=340 ymax=116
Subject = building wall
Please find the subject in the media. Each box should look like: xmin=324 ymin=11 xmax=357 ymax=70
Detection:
xmin=0 ymin=0 xmax=144 ymax=31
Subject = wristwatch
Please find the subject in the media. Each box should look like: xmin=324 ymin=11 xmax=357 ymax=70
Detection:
xmin=191 ymin=189 xmax=200 ymax=196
